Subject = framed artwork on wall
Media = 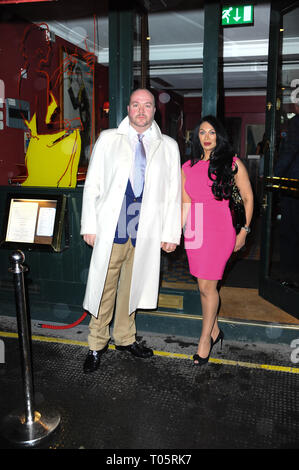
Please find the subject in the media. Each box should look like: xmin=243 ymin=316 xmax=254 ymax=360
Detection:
xmin=224 ymin=117 xmax=242 ymax=157
xmin=246 ymin=124 xmax=265 ymax=156
xmin=61 ymin=48 xmax=95 ymax=166
xmin=184 ymin=130 xmax=193 ymax=161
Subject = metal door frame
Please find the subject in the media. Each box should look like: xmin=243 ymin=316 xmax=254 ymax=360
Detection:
xmin=259 ymin=0 xmax=299 ymax=318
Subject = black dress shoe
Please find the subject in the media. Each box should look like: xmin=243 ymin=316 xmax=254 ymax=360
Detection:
xmin=115 ymin=341 xmax=153 ymax=359
xmin=83 ymin=344 xmax=108 ymax=374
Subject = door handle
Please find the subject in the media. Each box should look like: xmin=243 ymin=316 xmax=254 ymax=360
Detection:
xmin=261 ymin=194 xmax=268 ymax=211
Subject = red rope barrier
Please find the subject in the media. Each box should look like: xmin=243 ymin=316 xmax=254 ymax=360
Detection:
xmin=40 ymin=311 xmax=88 ymax=330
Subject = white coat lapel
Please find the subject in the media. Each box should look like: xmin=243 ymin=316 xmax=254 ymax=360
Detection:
xmin=115 ymin=118 xmax=134 ymax=171
xmin=146 ymin=120 xmax=162 ymax=166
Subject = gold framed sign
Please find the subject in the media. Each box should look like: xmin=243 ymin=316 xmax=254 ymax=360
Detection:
xmin=1 ymin=193 xmax=68 ymax=252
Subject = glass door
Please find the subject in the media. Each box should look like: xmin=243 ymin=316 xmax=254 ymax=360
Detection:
xmin=259 ymin=1 xmax=299 ymax=318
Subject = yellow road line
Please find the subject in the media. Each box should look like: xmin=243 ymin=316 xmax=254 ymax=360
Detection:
xmin=208 ymin=357 xmax=299 ymax=374
xmin=0 ymin=331 xmax=88 ymax=347
xmin=154 ymin=349 xmax=299 ymax=373
xmin=1 ymin=330 xmax=298 ymax=375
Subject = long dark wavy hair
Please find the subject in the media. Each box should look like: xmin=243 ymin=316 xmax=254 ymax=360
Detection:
xmin=191 ymin=115 xmax=237 ymax=200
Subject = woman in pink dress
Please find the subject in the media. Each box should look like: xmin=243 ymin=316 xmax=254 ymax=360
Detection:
xmin=182 ymin=116 xmax=254 ymax=365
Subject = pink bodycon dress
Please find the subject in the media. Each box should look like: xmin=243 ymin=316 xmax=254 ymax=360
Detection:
xmin=182 ymin=158 xmax=237 ymax=280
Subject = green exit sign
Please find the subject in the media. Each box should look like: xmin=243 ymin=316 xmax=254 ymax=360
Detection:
xmin=222 ymin=5 xmax=254 ymax=26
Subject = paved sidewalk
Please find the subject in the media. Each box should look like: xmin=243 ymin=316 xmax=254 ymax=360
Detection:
xmin=0 ymin=317 xmax=298 ymax=450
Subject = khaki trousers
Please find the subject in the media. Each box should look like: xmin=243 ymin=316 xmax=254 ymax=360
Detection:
xmin=88 ymin=239 xmax=136 ymax=351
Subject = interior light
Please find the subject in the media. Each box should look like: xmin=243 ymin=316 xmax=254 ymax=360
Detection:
xmin=102 ymin=101 xmax=109 ymax=116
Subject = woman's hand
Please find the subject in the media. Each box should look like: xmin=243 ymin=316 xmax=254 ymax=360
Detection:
xmin=233 ymin=229 xmax=247 ymax=252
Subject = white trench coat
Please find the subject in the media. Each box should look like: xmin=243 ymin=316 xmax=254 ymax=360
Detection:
xmin=80 ymin=116 xmax=181 ymax=317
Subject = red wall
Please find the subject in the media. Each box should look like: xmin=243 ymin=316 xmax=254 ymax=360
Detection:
xmin=0 ymin=22 xmax=30 ymax=184
xmin=0 ymin=20 xmax=108 ymax=185
xmin=0 ymin=19 xmax=266 ymax=185
xmin=183 ymin=94 xmax=266 ymax=158
xmin=225 ymin=95 xmax=266 ymax=157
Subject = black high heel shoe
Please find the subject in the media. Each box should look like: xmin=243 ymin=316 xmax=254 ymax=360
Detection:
xmin=193 ymin=338 xmax=213 ymax=366
xmin=212 ymin=329 xmax=224 ymax=349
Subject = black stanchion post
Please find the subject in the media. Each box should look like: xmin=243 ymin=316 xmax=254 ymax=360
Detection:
xmin=10 ymin=250 xmax=35 ymax=425
xmin=0 ymin=250 xmax=60 ymax=446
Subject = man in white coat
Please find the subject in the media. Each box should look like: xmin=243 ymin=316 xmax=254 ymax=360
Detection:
xmin=81 ymin=88 xmax=181 ymax=373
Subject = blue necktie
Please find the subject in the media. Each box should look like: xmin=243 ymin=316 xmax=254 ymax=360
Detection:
xmin=134 ymin=134 xmax=146 ymax=197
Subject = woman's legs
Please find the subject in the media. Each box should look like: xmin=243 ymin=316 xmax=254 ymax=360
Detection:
xmin=196 ymin=278 xmax=220 ymax=359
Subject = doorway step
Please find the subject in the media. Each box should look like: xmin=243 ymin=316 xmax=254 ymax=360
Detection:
xmin=136 ymin=250 xmax=299 ymax=345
